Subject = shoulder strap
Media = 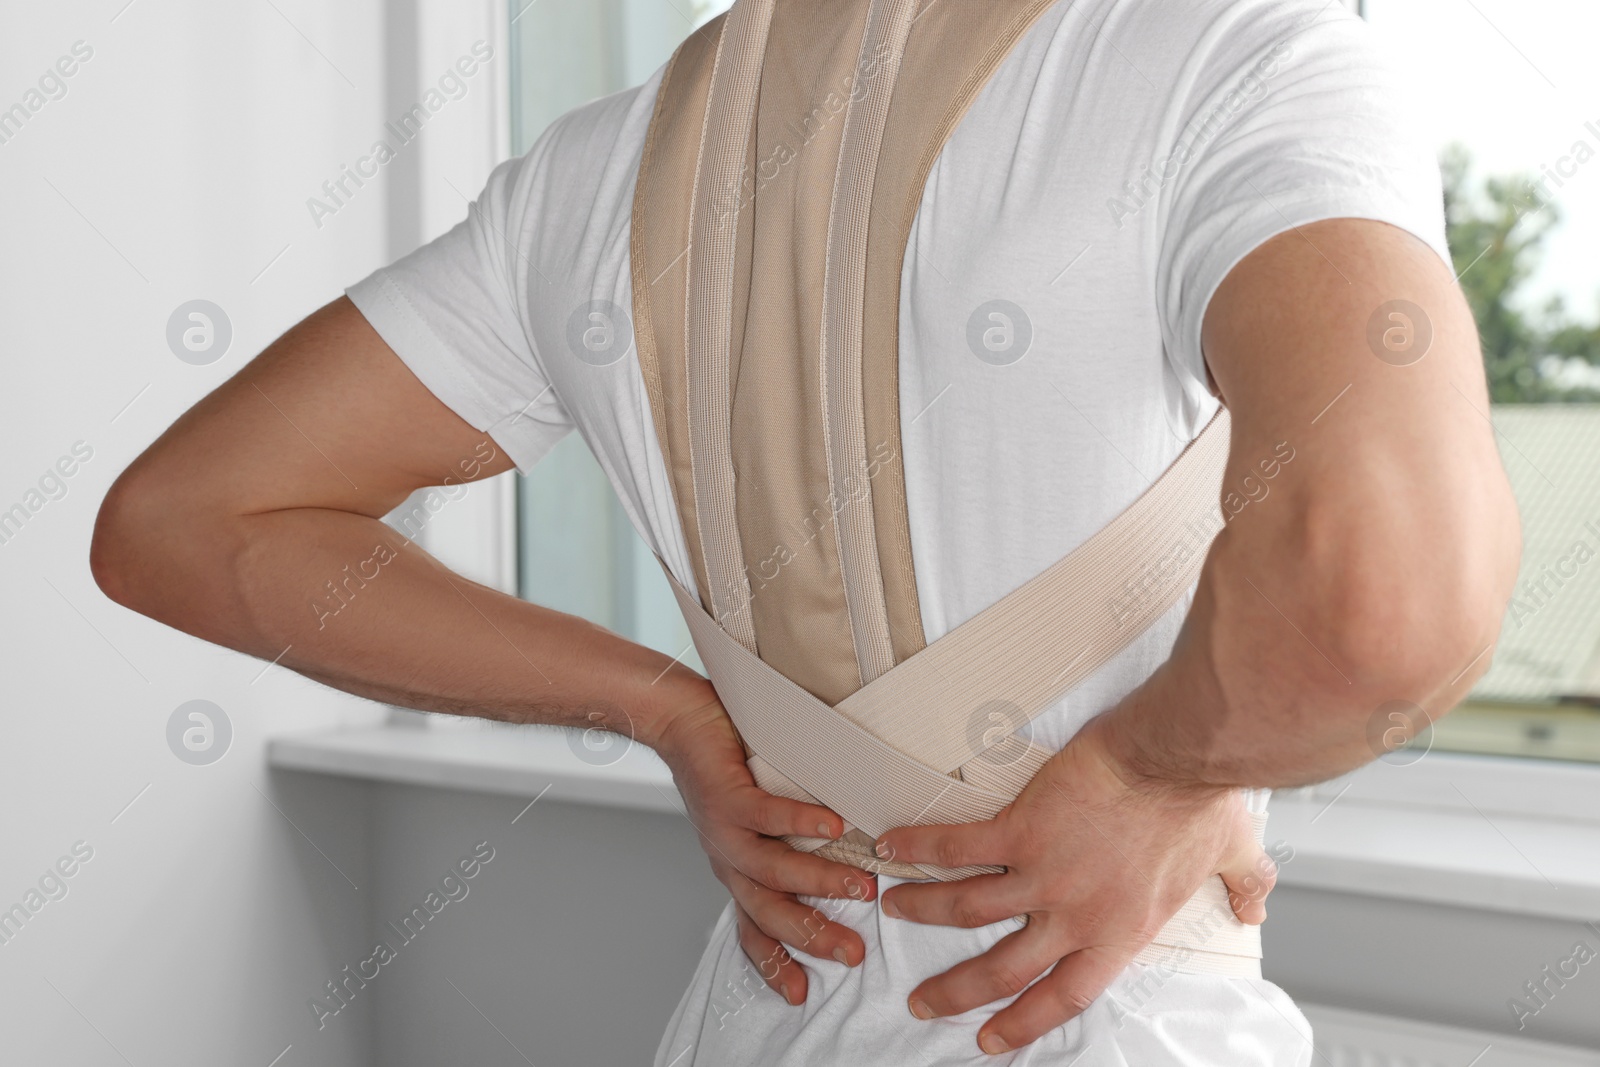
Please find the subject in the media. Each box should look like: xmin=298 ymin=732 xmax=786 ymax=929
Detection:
xmin=632 ymin=0 xmax=1069 ymax=705
xmin=633 ymin=0 xmax=1262 ymax=976
xmin=684 ymin=0 xmax=777 ymax=654
xmin=662 ymin=408 xmax=1229 ymax=862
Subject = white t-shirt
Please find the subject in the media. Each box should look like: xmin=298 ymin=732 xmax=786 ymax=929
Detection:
xmin=347 ymin=0 xmax=1448 ymax=1062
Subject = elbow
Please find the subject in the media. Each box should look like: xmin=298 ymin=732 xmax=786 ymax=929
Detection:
xmin=90 ymin=470 xmax=154 ymax=614
xmin=1331 ymin=572 xmax=1509 ymax=702
xmin=91 ymin=461 xmax=200 ymax=621
xmin=1305 ymin=484 xmax=1522 ymax=704
xmin=92 ymin=458 xmax=263 ymax=651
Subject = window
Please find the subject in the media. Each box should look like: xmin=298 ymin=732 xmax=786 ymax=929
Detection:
xmin=1359 ymin=0 xmax=1600 ymax=763
xmin=508 ymin=0 xmax=730 ymax=670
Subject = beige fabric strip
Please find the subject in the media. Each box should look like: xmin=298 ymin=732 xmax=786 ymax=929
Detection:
xmin=636 ymin=0 xmax=1263 ymax=978
xmin=633 ymin=0 xmax=1065 ymax=702
xmin=731 ymin=0 xmax=872 ymax=706
xmin=630 ymin=21 xmax=723 ymax=618
xmin=764 ymin=411 xmax=1227 ymax=872
xmin=861 ymin=0 xmax=1069 ymax=668
xmin=667 ymin=565 xmax=1008 ymax=872
xmin=684 ymin=0 xmax=777 ymax=651
xmin=662 ymin=555 xmax=1265 ymax=976
xmin=816 ymin=0 xmax=920 ymax=687
xmin=839 ymin=411 xmax=1231 ymax=770
xmin=718 ymin=409 xmax=1228 ymax=843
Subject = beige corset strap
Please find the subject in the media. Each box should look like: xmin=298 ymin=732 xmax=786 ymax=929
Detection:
xmin=638 ymin=0 xmax=1266 ymax=978
xmin=683 ymin=0 xmax=776 ymax=652
xmin=657 ymin=411 xmax=1263 ymax=975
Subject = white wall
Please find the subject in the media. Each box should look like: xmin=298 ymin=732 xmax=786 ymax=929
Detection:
xmin=1266 ymin=888 xmax=1600 ymax=1050
xmin=359 ymin=780 xmax=727 ymax=1066
xmin=0 ymin=2 xmax=497 ymax=1063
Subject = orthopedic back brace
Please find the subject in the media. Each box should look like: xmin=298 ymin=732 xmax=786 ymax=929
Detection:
xmin=631 ymin=0 xmax=1264 ymax=977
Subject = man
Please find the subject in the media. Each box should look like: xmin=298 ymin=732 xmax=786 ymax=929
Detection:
xmin=91 ymin=0 xmax=1520 ymax=1062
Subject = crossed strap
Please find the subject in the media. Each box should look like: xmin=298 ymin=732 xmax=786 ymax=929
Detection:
xmin=657 ymin=0 xmax=1265 ymax=977
xmin=659 ymin=403 xmax=1264 ymax=974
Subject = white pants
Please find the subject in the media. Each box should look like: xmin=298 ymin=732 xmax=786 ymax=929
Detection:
xmin=654 ymin=883 xmax=1315 ymax=1066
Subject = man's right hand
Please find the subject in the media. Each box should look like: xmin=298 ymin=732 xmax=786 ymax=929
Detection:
xmin=650 ymin=676 xmax=877 ymax=1005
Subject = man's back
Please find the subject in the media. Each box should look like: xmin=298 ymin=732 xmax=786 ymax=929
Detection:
xmin=352 ymin=0 xmax=1444 ymax=747
xmin=345 ymin=0 xmax=1442 ymax=1061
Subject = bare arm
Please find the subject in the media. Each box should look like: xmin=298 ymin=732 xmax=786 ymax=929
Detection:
xmin=1096 ymin=217 xmax=1523 ymax=789
xmin=93 ymin=297 xmax=688 ymax=736
xmin=875 ymin=218 xmax=1522 ymax=1055
xmin=92 ymin=296 xmax=874 ymax=999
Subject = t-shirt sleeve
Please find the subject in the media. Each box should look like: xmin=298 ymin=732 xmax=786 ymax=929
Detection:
xmin=345 ymin=152 xmax=574 ymax=474
xmin=1155 ymin=3 xmax=1452 ymax=395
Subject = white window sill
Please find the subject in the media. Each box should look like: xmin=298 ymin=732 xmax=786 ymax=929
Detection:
xmin=267 ymin=716 xmax=681 ymax=815
xmin=268 ymin=722 xmax=1600 ymax=921
xmin=1267 ymin=752 xmax=1600 ymax=923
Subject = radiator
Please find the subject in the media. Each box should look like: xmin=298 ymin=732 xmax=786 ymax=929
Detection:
xmin=1303 ymin=1004 xmax=1600 ymax=1067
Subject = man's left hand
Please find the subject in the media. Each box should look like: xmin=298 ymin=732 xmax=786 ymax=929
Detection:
xmin=872 ymin=714 xmax=1274 ymax=1056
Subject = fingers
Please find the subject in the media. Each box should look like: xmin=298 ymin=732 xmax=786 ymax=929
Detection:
xmin=1219 ymin=842 xmax=1276 ymax=925
xmin=691 ymin=774 xmax=872 ymax=900
xmin=903 ymin=921 xmax=1057 ymax=1022
xmin=712 ymin=831 xmax=877 ymax=902
xmin=873 ymin=818 xmax=1008 ymax=873
xmin=974 ymin=944 xmax=1133 ymax=1055
xmin=735 ymin=786 xmax=845 ymax=842
xmin=880 ymin=872 xmax=1023 ymax=930
xmin=733 ymin=903 xmax=807 ymax=1005
xmin=728 ymin=870 xmax=867 ymax=968
xmin=665 ymin=702 xmax=844 ymax=850
xmin=1213 ymin=801 xmax=1274 ymax=925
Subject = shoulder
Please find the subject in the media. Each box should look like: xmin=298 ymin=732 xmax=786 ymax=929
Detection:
xmin=517 ymin=65 xmax=667 ymax=203
xmin=1092 ymin=0 xmax=1382 ymax=86
xmin=1101 ymin=0 xmax=1367 ymax=45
